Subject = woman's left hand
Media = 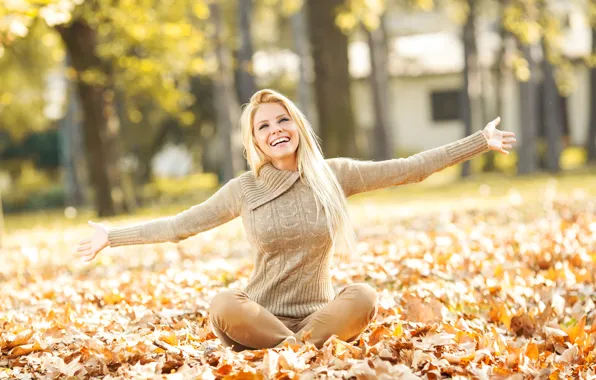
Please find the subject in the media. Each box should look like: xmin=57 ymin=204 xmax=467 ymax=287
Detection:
xmin=482 ymin=117 xmax=516 ymax=155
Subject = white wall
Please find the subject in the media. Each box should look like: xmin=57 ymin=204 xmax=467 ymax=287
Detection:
xmin=352 ymin=63 xmax=590 ymax=156
xmin=352 ymin=73 xmax=521 ymax=154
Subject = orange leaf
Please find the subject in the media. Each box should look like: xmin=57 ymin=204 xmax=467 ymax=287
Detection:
xmin=6 ymin=341 xmax=44 ymax=358
xmin=161 ymin=333 xmax=178 ymax=346
xmin=368 ymin=325 xmax=391 ymax=346
xmin=489 ymin=302 xmax=511 ymax=328
xmin=563 ymin=316 xmax=586 ymax=345
xmin=526 ymin=342 xmax=539 ymax=360
xmin=215 ymin=364 xmax=233 ymax=377
xmin=3 ymin=330 xmax=34 ymax=350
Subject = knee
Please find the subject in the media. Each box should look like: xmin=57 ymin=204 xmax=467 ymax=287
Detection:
xmin=345 ymin=283 xmax=378 ymax=316
xmin=209 ymin=289 xmax=246 ymax=323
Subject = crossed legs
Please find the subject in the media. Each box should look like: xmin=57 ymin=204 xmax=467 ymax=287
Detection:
xmin=209 ymin=284 xmax=378 ymax=351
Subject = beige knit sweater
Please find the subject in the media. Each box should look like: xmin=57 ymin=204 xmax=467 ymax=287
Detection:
xmin=108 ymin=131 xmax=489 ymax=317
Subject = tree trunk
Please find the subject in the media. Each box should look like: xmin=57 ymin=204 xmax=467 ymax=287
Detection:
xmin=0 ymin=190 xmax=4 ymax=249
xmin=211 ymin=3 xmax=242 ymax=183
xmin=306 ymin=0 xmax=358 ymax=158
xmin=541 ymin=41 xmax=563 ymax=172
xmin=60 ymin=83 xmax=86 ymax=207
xmin=57 ymin=20 xmax=116 ymax=217
xmin=189 ymin=76 xmax=218 ymax=173
xmin=291 ymin=4 xmax=316 ymax=126
xmin=461 ymin=0 xmax=479 ymax=178
xmin=235 ymin=0 xmax=257 ymax=106
xmin=60 ymin=55 xmax=86 ymax=207
xmin=366 ymin=15 xmax=392 ymax=161
xmin=587 ymin=27 xmax=596 ymax=162
xmin=517 ymin=42 xmax=539 ymax=174
xmin=485 ymin=1 xmax=511 ymax=172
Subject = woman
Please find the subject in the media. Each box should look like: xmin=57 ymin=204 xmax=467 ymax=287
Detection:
xmin=76 ymin=89 xmax=516 ymax=351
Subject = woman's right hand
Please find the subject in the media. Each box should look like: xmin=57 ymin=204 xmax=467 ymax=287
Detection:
xmin=76 ymin=221 xmax=109 ymax=262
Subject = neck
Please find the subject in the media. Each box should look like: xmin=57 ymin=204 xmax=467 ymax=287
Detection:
xmin=271 ymin=156 xmax=298 ymax=172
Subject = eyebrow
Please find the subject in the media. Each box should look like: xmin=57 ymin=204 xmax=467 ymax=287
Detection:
xmin=256 ymin=113 xmax=288 ymax=126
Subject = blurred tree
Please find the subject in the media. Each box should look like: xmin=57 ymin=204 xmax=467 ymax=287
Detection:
xmin=0 ymin=21 xmax=58 ymax=141
xmin=365 ymin=14 xmax=392 ymax=161
xmin=516 ymin=42 xmax=540 ymax=174
xmin=289 ymin=0 xmax=316 ymax=124
xmin=504 ymin=0 xmax=541 ymax=174
xmin=587 ymin=6 xmax=596 ymax=162
xmin=486 ymin=0 xmax=514 ymax=172
xmin=59 ymin=69 xmax=86 ymax=207
xmin=56 ymin=20 xmax=117 ymax=216
xmin=539 ymin=0 xmax=564 ymax=172
xmin=332 ymin=0 xmax=392 ymax=160
xmin=183 ymin=76 xmax=217 ymax=174
xmin=460 ymin=0 xmax=480 ymax=178
xmin=503 ymin=0 xmax=571 ymax=174
xmin=235 ymin=0 xmax=258 ymax=106
xmin=307 ymin=0 xmax=359 ymax=158
xmin=1 ymin=0 xmax=215 ymax=215
xmin=211 ymin=2 xmax=242 ymax=183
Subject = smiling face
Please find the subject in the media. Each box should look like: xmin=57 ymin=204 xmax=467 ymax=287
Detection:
xmin=252 ymin=102 xmax=300 ymax=171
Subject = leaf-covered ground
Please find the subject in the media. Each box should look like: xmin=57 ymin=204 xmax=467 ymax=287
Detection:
xmin=1 ymin=183 xmax=595 ymax=379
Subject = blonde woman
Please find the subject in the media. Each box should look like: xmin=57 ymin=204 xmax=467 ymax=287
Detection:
xmin=76 ymin=89 xmax=516 ymax=351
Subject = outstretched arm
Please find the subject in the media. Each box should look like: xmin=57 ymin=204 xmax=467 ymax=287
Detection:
xmin=329 ymin=118 xmax=515 ymax=197
xmin=75 ymin=176 xmax=243 ymax=261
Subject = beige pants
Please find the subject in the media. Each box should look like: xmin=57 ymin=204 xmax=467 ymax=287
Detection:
xmin=209 ymin=283 xmax=378 ymax=351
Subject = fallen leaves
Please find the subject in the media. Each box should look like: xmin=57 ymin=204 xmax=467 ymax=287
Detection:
xmin=1 ymin=194 xmax=595 ymax=378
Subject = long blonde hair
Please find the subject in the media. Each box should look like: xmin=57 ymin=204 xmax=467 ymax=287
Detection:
xmin=240 ymin=89 xmax=357 ymax=258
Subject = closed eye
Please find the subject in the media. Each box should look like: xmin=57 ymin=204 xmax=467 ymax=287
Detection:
xmin=259 ymin=123 xmax=268 ymax=130
xmin=279 ymin=117 xmax=289 ymax=123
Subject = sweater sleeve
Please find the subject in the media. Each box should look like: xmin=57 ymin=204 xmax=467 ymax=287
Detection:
xmin=107 ymin=177 xmax=243 ymax=247
xmin=327 ymin=130 xmax=490 ymax=197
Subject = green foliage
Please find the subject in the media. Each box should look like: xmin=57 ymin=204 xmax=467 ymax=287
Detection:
xmin=336 ymin=0 xmax=386 ymax=32
xmin=502 ymin=0 xmax=576 ymax=94
xmin=1 ymin=129 xmax=60 ymax=170
xmin=2 ymin=183 xmax=65 ymax=213
xmin=83 ymin=0 xmax=213 ymax=121
xmin=0 ymin=0 xmax=217 ymax=140
xmin=0 ymin=21 xmax=62 ymax=140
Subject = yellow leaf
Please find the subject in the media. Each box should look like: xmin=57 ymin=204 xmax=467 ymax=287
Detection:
xmin=161 ymin=333 xmax=178 ymax=346
xmin=563 ymin=316 xmax=586 ymax=345
xmin=526 ymin=342 xmax=539 ymax=360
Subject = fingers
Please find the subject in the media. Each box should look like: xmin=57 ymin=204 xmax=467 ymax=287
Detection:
xmin=500 ymin=149 xmax=510 ymax=155
xmin=502 ymin=131 xmax=515 ymax=137
xmin=76 ymin=243 xmax=91 ymax=252
xmin=77 ymin=250 xmax=91 ymax=258
xmin=79 ymin=249 xmax=97 ymax=262
xmin=81 ymin=252 xmax=97 ymax=262
xmin=493 ymin=116 xmax=501 ymax=126
xmin=79 ymin=238 xmax=91 ymax=245
xmin=503 ymin=144 xmax=513 ymax=149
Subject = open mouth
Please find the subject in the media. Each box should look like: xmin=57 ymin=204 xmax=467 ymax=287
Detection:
xmin=270 ymin=137 xmax=290 ymax=147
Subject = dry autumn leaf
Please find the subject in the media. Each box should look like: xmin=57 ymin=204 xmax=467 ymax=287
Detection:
xmin=1 ymin=195 xmax=594 ymax=378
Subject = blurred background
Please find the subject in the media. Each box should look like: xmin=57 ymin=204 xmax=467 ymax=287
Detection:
xmin=0 ymin=0 xmax=595 ymax=238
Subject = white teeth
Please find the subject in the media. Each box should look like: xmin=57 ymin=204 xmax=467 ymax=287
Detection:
xmin=271 ymin=137 xmax=289 ymax=146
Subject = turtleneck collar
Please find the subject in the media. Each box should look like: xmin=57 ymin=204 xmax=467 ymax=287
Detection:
xmin=241 ymin=162 xmax=301 ymax=210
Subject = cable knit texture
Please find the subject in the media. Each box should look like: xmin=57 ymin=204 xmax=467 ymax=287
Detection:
xmin=108 ymin=131 xmax=489 ymax=317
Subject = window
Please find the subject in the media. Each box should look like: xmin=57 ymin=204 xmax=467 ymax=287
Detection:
xmin=430 ymin=90 xmax=461 ymax=122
